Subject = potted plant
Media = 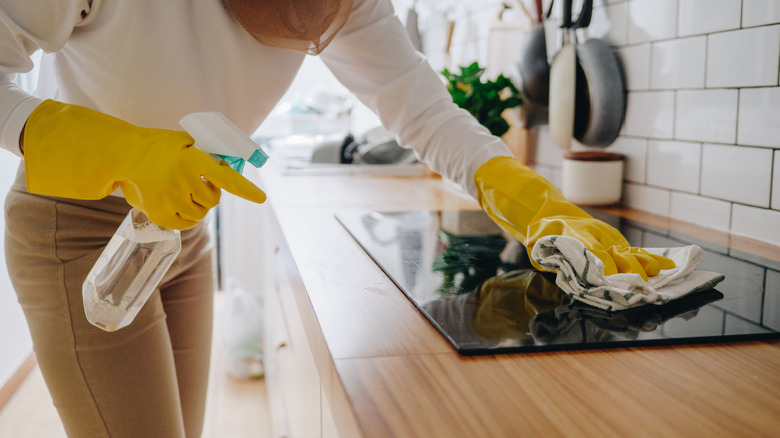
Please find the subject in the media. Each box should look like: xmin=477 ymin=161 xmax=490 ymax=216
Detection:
xmin=441 ymin=61 xmax=521 ymax=137
xmin=441 ymin=62 xmax=532 ymax=162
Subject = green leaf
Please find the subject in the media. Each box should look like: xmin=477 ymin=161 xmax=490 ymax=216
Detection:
xmin=485 ymin=118 xmax=510 ymax=137
xmin=503 ymin=96 xmax=522 ymax=108
xmin=440 ymin=61 xmax=522 ymax=135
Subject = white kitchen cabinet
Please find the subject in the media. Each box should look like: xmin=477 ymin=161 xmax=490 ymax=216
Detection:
xmin=263 ymin=207 xmax=339 ymax=438
xmin=321 ymin=390 xmax=340 ymax=438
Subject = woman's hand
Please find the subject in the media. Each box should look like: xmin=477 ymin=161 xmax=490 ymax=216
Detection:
xmin=22 ymin=100 xmax=266 ymax=229
xmin=475 ymin=156 xmax=674 ymax=280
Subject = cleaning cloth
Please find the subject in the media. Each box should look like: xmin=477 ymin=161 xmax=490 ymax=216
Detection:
xmin=530 ymin=236 xmax=725 ymax=311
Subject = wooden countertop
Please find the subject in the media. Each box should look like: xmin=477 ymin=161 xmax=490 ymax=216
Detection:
xmin=251 ymin=164 xmax=780 ymax=438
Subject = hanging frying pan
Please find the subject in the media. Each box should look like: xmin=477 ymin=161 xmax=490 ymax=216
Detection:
xmin=517 ymin=0 xmax=549 ymax=105
xmin=548 ymin=0 xmax=576 ymax=150
xmin=573 ymin=0 xmax=626 ymax=147
xmin=516 ymin=0 xmax=551 ymax=127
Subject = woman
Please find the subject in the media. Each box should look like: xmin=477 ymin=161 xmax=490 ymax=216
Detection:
xmin=0 ymin=0 xmax=671 ymax=436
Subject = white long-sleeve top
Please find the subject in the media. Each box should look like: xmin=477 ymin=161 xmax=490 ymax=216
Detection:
xmin=0 ymin=0 xmax=511 ymax=197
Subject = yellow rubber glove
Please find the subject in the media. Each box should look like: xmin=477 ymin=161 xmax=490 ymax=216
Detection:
xmin=23 ymin=100 xmax=266 ymax=230
xmin=475 ymin=156 xmax=675 ymax=281
xmin=472 ymin=270 xmax=566 ymax=340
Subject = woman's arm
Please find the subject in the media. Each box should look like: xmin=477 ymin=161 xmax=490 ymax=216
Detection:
xmin=319 ymin=0 xmax=512 ymax=198
xmin=320 ymin=0 xmax=676 ymax=280
xmin=0 ymin=0 xmax=95 ymax=156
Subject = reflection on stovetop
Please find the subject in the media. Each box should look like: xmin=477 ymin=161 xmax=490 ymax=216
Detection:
xmin=336 ymin=210 xmax=780 ymax=355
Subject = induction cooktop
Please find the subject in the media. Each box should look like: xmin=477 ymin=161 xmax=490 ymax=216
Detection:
xmin=336 ymin=209 xmax=780 ymax=356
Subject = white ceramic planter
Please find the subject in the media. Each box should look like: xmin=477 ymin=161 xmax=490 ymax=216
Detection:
xmin=561 ymin=151 xmax=624 ymax=206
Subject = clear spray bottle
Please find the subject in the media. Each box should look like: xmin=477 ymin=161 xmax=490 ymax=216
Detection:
xmin=82 ymin=112 xmax=269 ymax=332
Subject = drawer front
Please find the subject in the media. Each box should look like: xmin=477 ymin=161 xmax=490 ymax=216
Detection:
xmin=264 ymin=211 xmax=325 ymax=438
xmin=274 ymin=239 xmax=322 ymax=438
xmin=263 ymin=245 xmax=291 ymax=438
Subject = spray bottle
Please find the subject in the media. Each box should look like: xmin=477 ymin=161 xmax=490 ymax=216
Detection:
xmin=82 ymin=112 xmax=269 ymax=332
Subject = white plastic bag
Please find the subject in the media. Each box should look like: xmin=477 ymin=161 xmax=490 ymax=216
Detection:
xmin=221 ymin=286 xmax=265 ymax=379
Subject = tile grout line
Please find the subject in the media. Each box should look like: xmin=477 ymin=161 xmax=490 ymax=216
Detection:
xmin=777 ymin=21 xmax=780 ymax=86
xmin=671 ymin=87 xmax=677 ymax=144
xmin=615 ymin=23 xmax=780 ymax=51
xmin=642 ymin=138 xmax=649 ymax=186
xmin=674 ymin=0 xmax=680 ymax=39
xmin=696 ymin=142 xmax=703 ymax=198
xmin=770 ymin=150 xmax=776 ymax=212
xmin=703 ymin=30 xmax=709 ymax=89
xmin=728 ymin=200 xmax=735 ymax=235
xmin=739 ymin=0 xmax=745 ymax=29
xmin=734 ymin=88 xmax=741 ymax=147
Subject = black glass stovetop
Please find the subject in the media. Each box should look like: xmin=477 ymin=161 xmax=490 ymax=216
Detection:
xmin=336 ymin=209 xmax=780 ymax=356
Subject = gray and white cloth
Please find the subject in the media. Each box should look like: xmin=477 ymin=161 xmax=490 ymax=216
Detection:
xmin=530 ymin=235 xmax=725 ymax=311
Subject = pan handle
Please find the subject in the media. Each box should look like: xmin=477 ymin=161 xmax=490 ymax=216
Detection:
xmin=534 ymin=0 xmax=543 ymax=23
xmin=574 ymin=0 xmax=593 ymax=29
xmin=561 ymin=0 xmax=572 ymax=29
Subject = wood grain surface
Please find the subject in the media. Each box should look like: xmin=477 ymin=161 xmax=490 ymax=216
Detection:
xmin=252 ymin=164 xmax=780 ymax=438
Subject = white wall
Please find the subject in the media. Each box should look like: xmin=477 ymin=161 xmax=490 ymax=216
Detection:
xmin=1 ymin=58 xmax=40 ymax=390
xmin=0 ymin=154 xmax=32 ymax=390
xmin=221 ymin=54 xmax=380 ymax=300
xmin=415 ymin=0 xmax=780 ymax=245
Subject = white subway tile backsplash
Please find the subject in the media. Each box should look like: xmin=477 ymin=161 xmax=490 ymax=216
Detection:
xmin=615 ymin=44 xmax=650 ymax=90
xmin=628 ymin=0 xmax=678 ymax=44
xmin=449 ymin=41 xmax=487 ymax=72
xmin=773 ymin=152 xmax=779 ymax=210
xmin=647 ymin=140 xmax=701 ymax=192
xmin=731 ymin=204 xmax=780 ymax=246
xmin=589 ymin=2 xmax=628 ymax=47
xmin=535 ymin=128 xmax=565 ymax=167
xmin=742 ymin=0 xmax=780 ymax=27
xmin=650 ymin=37 xmax=706 ymax=89
xmin=421 ymin=10 xmax=449 ymax=55
xmin=670 ymin=192 xmax=732 ymax=231
xmin=605 ymin=137 xmax=647 ymax=183
xmin=737 ymin=88 xmax=780 ymax=148
xmin=432 ymin=0 xmax=780 ymax=244
xmin=622 ymin=91 xmax=675 ymax=138
xmin=486 ymin=25 xmax=528 ymax=78
xmin=701 ymin=144 xmax=773 ymax=207
xmin=706 ymin=26 xmax=780 ymax=88
xmin=675 ymin=89 xmax=738 ymax=143
xmin=533 ymin=164 xmax=563 ymax=189
xmin=623 ymin=183 xmax=670 ymax=216
xmin=678 ymin=0 xmax=742 ymax=36
xmin=455 ymin=3 xmax=502 ymax=45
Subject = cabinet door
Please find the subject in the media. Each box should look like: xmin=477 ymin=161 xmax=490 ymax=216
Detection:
xmin=321 ymin=389 xmax=340 ymax=438
xmin=264 ymin=209 xmax=327 ymax=438
xmin=274 ymin=239 xmax=322 ymax=438
xmin=264 ymin=243 xmax=292 ymax=438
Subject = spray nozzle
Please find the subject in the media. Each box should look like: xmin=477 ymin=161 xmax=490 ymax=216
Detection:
xmin=179 ymin=112 xmax=269 ymax=174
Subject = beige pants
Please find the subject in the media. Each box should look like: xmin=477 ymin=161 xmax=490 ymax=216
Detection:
xmin=4 ymin=165 xmax=214 ymax=438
